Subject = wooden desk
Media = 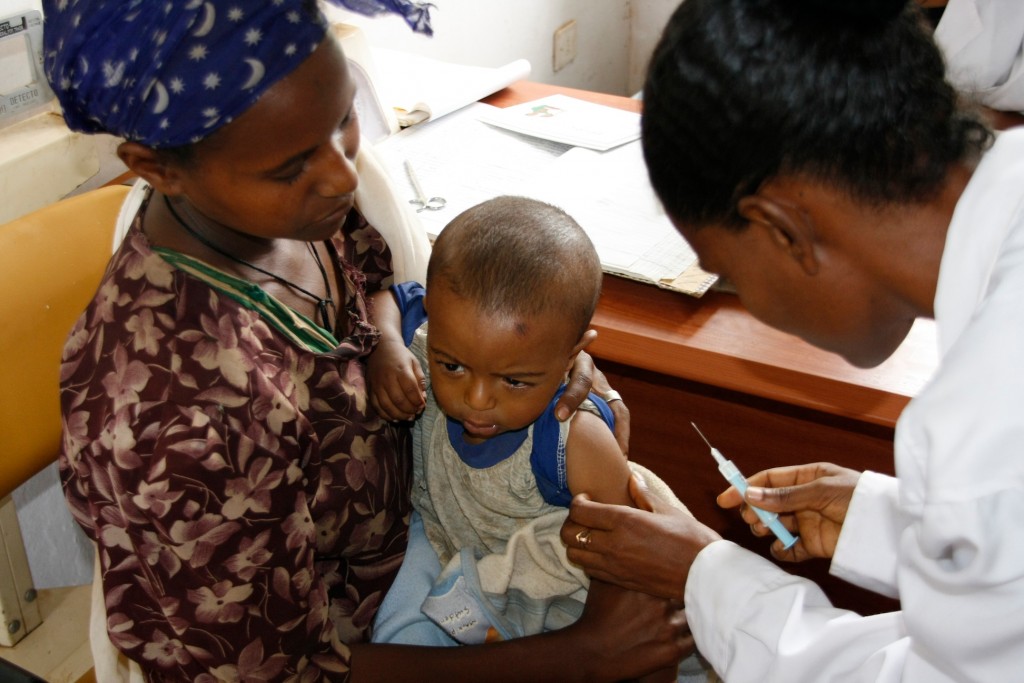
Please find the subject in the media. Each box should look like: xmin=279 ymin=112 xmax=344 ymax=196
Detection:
xmin=484 ymin=82 xmax=938 ymax=615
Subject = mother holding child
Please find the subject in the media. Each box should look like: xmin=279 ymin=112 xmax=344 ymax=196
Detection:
xmin=46 ymin=1 xmax=691 ymax=681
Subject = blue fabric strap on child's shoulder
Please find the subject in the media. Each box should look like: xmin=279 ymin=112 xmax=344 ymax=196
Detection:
xmin=391 ymin=281 xmax=427 ymax=346
xmin=531 ymin=387 xmax=616 ymax=507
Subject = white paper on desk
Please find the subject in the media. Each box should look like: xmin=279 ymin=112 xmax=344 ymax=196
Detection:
xmin=372 ymin=105 xmax=716 ymax=297
xmin=373 ymin=102 xmax=571 ymax=239
xmin=477 ymin=94 xmax=641 ymax=151
xmin=372 ymin=48 xmax=532 ymax=127
xmin=517 ymin=142 xmax=716 ymax=296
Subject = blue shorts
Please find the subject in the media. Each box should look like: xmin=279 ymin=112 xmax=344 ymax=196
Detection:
xmin=372 ymin=511 xmax=458 ymax=646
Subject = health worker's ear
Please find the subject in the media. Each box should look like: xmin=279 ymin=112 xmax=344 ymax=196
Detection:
xmin=117 ymin=141 xmax=189 ymax=196
xmin=736 ymin=193 xmax=820 ymax=276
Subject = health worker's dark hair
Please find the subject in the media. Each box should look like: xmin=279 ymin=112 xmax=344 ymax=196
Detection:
xmin=641 ymin=0 xmax=992 ymax=230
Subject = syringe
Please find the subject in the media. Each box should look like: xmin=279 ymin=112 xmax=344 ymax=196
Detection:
xmin=692 ymin=422 xmax=798 ymax=550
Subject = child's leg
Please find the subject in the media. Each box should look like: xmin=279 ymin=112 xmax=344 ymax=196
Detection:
xmin=372 ymin=511 xmax=458 ymax=646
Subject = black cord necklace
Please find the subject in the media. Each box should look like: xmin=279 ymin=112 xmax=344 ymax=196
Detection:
xmin=163 ymin=194 xmax=336 ymax=331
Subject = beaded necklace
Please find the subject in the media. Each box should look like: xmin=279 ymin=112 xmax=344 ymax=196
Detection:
xmin=163 ymin=194 xmax=336 ymax=331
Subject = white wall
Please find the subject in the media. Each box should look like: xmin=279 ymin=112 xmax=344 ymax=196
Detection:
xmin=629 ymin=0 xmax=682 ymax=95
xmin=328 ymin=1 xmax=682 ymax=97
xmin=0 ymin=0 xmax=41 ymax=16
xmin=326 ymin=0 xmax=634 ymax=95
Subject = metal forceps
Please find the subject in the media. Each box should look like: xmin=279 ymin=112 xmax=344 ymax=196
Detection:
xmin=404 ymin=160 xmax=446 ymax=213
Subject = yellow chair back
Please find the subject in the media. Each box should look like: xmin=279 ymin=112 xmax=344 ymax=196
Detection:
xmin=0 ymin=185 xmax=129 ymax=499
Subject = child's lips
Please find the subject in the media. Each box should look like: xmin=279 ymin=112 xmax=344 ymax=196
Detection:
xmin=462 ymin=419 xmax=499 ymax=438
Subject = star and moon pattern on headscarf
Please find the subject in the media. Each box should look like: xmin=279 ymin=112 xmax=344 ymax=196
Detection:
xmin=43 ymin=0 xmax=433 ymax=149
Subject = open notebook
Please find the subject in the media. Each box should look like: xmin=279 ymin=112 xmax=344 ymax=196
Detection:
xmin=373 ymin=102 xmax=716 ymax=297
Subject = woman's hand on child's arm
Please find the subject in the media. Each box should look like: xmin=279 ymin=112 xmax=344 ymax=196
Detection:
xmin=566 ymin=422 xmax=716 ymax=683
xmin=563 ymin=411 xmax=712 ymax=601
xmin=565 ymin=416 xmax=683 ymax=682
xmin=367 ymin=290 xmax=426 ymax=421
xmin=556 ymin=351 xmax=631 ymax=456
xmin=563 ymin=474 xmax=722 ymax=600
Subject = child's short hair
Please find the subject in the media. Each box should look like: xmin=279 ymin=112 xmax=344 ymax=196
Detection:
xmin=427 ymin=196 xmax=603 ymax=343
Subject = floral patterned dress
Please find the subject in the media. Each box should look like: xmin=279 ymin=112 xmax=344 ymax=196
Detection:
xmin=59 ymin=200 xmax=412 ymax=682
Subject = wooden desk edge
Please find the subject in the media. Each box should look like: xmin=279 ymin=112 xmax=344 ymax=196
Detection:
xmin=484 ymin=80 xmax=642 ymax=114
xmin=592 ymin=324 xmax=915 ymax=427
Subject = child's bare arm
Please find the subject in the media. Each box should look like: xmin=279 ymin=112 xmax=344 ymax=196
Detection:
xmin=566 ymin=410 xmax=681 ymax=682
xmin=367 ymin=290 xmax=426 ymax=421
xmin=565 ymin=409 xmax=635 ymax=507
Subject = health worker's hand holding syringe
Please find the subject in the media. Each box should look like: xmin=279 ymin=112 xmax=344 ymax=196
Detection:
xmin=692 ymin=423 xmax=799 ymax=550
xmin=560 ymin=426 xmax=864 ymax=596
xmin=699 ymin=424 xmax=864 ymax=563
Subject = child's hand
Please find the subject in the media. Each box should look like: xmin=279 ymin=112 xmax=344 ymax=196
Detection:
xmin=367 ymin=339 xmax=426 ymax=421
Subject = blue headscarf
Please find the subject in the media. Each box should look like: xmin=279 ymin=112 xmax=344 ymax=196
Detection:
xmin=337 ymin=0 xmax=434 ymax=35
xmin=43 ymin=0 xmax=433 ymax=148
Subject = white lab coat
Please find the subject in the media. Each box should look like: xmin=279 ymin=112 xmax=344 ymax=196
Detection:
xmin=684 ymin=129 xmax=1024 ymax=682
xmin=935 ymin=0 xmax=1024 ymax=112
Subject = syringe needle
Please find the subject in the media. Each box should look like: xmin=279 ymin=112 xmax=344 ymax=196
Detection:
xmin=691 ymin=420 xmax=798 ymax=550
xmin=691 ymin=422 xmax=712 ymax=449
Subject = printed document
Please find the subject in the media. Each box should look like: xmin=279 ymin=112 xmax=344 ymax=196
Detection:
xmin=373 ymin=103 xmax=716 ymax=296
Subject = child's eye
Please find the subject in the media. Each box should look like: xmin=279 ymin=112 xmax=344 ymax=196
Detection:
xmin=436 ymin=360 xmax=463 ymax=374
xmin=503 ymin=377 xmax=528 ymax=389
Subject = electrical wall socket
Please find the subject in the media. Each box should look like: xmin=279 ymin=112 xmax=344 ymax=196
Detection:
xmin=553 ymin=19 xmax=577 ymax=73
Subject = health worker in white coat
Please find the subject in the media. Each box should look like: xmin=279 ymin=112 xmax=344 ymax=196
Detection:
xmin=561 ymin=0 xmax=1024 ymax=681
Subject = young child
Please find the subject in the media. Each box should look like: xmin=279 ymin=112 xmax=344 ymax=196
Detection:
xmin=369 ymin=196 xmax=706 ymax=682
